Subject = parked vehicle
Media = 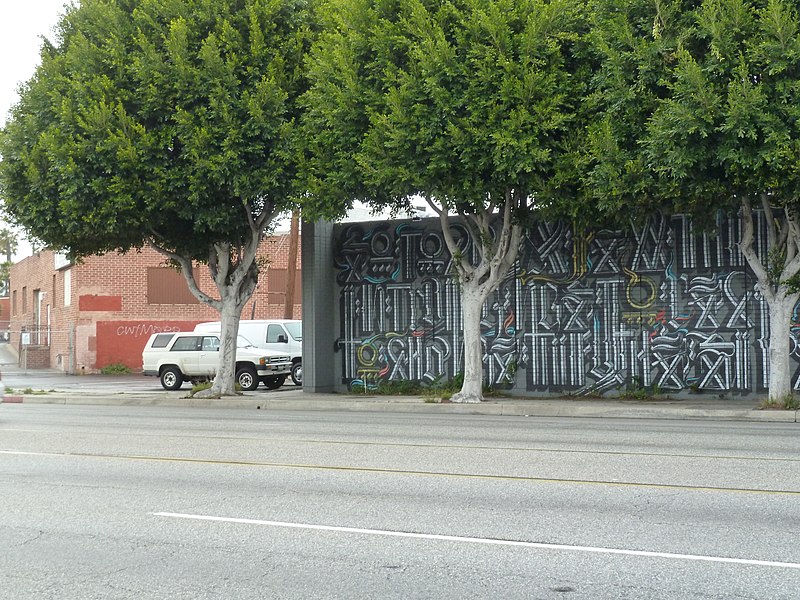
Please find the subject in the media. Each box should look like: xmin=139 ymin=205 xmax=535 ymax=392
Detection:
xmin=194 ymin=320 xmax=303 ymax=385
xmin=142 ymin=331 xmax=291 ymax=391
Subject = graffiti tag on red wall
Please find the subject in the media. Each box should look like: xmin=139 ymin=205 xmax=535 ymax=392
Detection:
xmin=96 ymin=321 xmax=201 ymax=370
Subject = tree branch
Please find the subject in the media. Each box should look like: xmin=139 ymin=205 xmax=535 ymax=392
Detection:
xmin=782 ymin=209 xmax=800 ymax=280
xmin=213 ymin=242 xmax=232 ymax=288
xmin=437 ymin=209 xmax=473 ymax=281
xmin=424 ymin=194 xmax=444 ymax=216
xmin=761 ymin=192 xmax=777 ymax=251
xmin=461 ymin=209 xmax=487 ymax=266
xmin=739 ymin=195 xmax=770 ymax=296
xmin=480 ymin=188 xmax=522 ymax=295
xmin=786 ymin=210 xmax=800 ymax=265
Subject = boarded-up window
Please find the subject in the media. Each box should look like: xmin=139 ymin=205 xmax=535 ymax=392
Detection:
xmin=147 ymin=268 xmax=200 ymax=304
xmin=266 ymin=268 xmax=302 ymax=304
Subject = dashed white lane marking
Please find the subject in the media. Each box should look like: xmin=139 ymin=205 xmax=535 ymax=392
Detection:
xmin=152 ymin=512 xmax=800 ymax=570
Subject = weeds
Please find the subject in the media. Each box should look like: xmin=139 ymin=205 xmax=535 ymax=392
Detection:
xmin=189 ymin=381 xmax=213 ymax=397
xmin=421 ymin=373 xmax=464 ymax=401
xmin=760 ymin=394 xmax=800 ymax=410
xmin=349 ymin=373 xmax=466 ymax=401
xmin=618 ymin=377 xmax=667 ymax=400
xmin=619 ymin=387 xmax=648 ymax=400
xmin=375 ymin=379 xmax=423 ymax=395
xmin=100 ymin=363 xmax=132 ymax=375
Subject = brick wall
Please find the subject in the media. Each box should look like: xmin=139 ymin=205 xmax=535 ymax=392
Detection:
xmin=9 ymin=233 xmax=302 ymax=373
xmin=0 ymin=297 xmax=9 ymax=338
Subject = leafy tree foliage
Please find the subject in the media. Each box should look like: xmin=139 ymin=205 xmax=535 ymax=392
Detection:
xmin=587 ymin=0 xmax=800 ymax=402
xmin=0 ymin=0 xmax=312 ymax=394
xmin=304 ymin=0 xmax=590 ymax=402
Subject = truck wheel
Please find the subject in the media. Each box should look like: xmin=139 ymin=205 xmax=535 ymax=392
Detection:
xmin=291 ymin=362 xmax=302 ymax=386
xmin=263 ymin=375 xmax=286 ymax=390
xmin=160 ymin=367 xmax=183 ymax=390
xmin=236 ymin=366 xmax=259 ymax=391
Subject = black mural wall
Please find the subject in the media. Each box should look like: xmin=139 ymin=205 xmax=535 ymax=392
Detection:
xmin=333 ymin=211 xmax=792 ymax=396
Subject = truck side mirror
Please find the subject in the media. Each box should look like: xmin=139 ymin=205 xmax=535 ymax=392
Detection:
xmin=277 ymin=334 xmax=288 ymax=343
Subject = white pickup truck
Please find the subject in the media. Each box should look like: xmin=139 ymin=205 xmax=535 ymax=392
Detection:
xmin=142 ymin=331 xmax=292 ymax=391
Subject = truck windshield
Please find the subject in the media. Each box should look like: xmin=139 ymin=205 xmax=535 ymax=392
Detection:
xmin=285 ymin=322 xmax=302 ymax=341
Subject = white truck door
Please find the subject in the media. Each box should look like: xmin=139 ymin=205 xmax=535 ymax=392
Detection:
xmin=198 ymin=336 xmax=220 ymax=376
xmin=168 ymin=335 xmax=202 ymax=374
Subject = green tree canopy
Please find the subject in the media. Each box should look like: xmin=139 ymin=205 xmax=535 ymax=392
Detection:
xmin=0 ymin=0 xmax=315 ymax=394
xmin=304 ymin=0 xmax=589 ymax=216
xmin=2 ymin=0 xmax=310 ymax=257
xmin=303 ymin=0 xmax=590 ymax=401
xmin=586 ymin=0 xmax=800 ymax=402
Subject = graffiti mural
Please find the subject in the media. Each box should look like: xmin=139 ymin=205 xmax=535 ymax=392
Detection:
xmin=333 ymin=211 xmax=792 ymax=395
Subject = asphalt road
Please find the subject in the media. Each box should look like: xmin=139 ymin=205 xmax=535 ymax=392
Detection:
xmin=1 ymin=405 xmax=799 ymax=599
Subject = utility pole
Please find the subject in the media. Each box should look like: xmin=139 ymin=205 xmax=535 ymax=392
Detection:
xmin=283 ymin=211 xmax=299 ymax=319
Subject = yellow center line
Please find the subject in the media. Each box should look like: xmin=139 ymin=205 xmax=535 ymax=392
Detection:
xmin=2 ymin=449 xmax=798 ymax=496
xmin=1 ymin=429 xmax=798 ymax=462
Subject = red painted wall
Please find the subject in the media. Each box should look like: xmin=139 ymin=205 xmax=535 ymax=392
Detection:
xmin=96 ymin=320 xmax=201 ymax=370
xmin=79 ymin=295 xmax=123 ymax=311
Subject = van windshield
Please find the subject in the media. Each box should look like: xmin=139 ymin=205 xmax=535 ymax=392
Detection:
xmin=285 ymin=322 xmax=302 ymax=341
xmin=237 ymin=335 xmax=256 ymax=347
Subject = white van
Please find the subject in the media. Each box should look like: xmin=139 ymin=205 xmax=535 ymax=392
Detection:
xmin=194 ymin=320 xmax=303 ymax=385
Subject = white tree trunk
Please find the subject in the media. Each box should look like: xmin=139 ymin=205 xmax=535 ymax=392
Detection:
xmin=213 ymin=293 xmax=246 ymax=395
xmin=427 ymin=190 xmax=524 ymax=404
xmin=738 ymin=195 xmax=800 ymax=405
xmin=765 ymin=292 xmax=799 ymax=402
xmin=148 ymin=237 xmax=263 ymax=398
xmin=205 ymin=257 xmax=259 ymax=396
xmin=450 ymin=284 xmax=486 ymax=404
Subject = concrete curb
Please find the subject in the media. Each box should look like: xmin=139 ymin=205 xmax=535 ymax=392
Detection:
xmin=4 ymin=392 xmax=798 ymax=422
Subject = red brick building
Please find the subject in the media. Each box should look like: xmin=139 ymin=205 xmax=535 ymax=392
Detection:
xmin=8 ymin=233 xmax=301 ymax=372
xmin=0 ymin=297 xmax=9 ymax=340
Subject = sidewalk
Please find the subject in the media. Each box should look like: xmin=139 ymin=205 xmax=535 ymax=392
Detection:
xmin=3 ymin=387 xmax=797 ymax=422
xmin=1 ymin=342 xmax=795 ymax=422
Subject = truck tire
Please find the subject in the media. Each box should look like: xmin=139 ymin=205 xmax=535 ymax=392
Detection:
xmin=160 ymin=367 xmax=183 ymax=390
xmin=263 ymin=375 xmax=287 ymax=390
xmin=291 ymin=361 xmax=302 ymax=386
xmin=236 ymin=366 xmax=259 ymax=391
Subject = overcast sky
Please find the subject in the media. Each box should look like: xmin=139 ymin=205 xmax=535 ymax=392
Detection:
xmin=1 ymin=0 xmax=69 ymax=125
xmin=1 ymin=0 xmax=70 ymax=260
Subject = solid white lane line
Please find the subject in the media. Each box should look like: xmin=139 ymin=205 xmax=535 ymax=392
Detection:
xmin=152 ymin=512 xmax=800 ymax=570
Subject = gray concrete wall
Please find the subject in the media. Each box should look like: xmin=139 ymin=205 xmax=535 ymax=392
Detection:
xmin=301 ymin=220 xmax=337 ymax=392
